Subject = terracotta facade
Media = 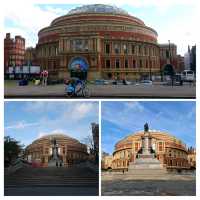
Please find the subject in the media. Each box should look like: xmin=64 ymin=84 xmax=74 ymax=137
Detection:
xmin=35 ymin=5 xmax=160 ymax=80
xmin=25 ymin=134 xmax=88 ymax=167
xmin=103 ymin=130 xmax=191 ymax=170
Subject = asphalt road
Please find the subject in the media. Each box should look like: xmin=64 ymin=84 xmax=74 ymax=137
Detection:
xmin=4 ymin=83 xmax=196 ymax=98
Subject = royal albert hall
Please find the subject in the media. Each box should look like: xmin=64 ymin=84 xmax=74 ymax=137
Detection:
xmin=110 ymin=130 xmax=190 ymax=170
xmin=36 ymin=4 xmax=160 ymax=80
xmin=24 ymin=134 xmax=88 ymax=167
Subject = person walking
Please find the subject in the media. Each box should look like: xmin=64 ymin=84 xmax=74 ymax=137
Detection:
xmin=56 ymin=161 xmax=58 ymax=168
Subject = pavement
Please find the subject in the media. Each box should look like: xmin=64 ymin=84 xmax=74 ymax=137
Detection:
xmin=4 ymin=83 xmax=196 ymax=98
xmin=101 ymin=172 xmax=196 ymax=196
xmin=101 ymin=179 xmax=196 ymax=196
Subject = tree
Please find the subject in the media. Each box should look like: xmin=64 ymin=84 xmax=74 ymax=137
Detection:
xmin=82 ymin=135 xmax=98 ymax=164
xmin=163 ymin=64 xmax=175 ymax=86
xmin=4 ymin=136 xmax=24 ymax=167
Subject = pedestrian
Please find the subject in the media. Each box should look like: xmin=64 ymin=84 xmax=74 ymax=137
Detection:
xmin=122 ymin=169 xmax=124 ymax=174
xmin=60 ymin=162 xmax=62 ymax=167
xmin=56 ymin=161 xmax=58 ymax=167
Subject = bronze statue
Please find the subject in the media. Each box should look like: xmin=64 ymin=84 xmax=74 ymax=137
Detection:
xmin=144 ymin=123 xmax=149 ymax=132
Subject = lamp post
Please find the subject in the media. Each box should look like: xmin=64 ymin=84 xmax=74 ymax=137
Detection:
xmin=168 ymin=40 xmax=171 ymax=64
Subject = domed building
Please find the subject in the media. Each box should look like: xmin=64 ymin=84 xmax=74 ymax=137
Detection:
xmin=24 ymin=134 xmax=88 ymax=167
xmin=36 ymin=4 xmax=160 ymax=80
xmin=103 ymin=130 xmax=190 ymax=171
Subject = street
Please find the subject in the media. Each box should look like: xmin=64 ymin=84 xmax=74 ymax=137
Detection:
xmin=4 ymin=82 xmax=196 ymax=98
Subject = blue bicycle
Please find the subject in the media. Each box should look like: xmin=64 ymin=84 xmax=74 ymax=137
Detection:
xmin=65 ymin=78 xmax=90 ymax=97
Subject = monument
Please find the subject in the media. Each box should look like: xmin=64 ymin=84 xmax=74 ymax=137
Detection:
xmin=128 ymin=123 xmax=166 ymax=176
xmin=48 ymin=138 xmax=62 ymax=167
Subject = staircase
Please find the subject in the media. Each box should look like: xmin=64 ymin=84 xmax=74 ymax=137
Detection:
xmin=5 ymin=166 xmax=98 ymax=188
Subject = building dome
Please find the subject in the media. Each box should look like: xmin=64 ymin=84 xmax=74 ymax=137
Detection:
xmin=36 ymin=4 xmax=160 ymax=81
xmin=111 ymin=130 xmax=189 ymax=170
xmin=115 ymin=130 xmax=187 ymax=152
xmin=25 ymin=133 xmax=88 ymax=167
xmin=68 ymin=4 xmax=129 ymax=16
xmin=29 ymin=133 xmax=81 ymax=146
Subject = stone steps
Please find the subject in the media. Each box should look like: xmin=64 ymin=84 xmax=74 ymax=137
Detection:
xmin=5 ymin=166 xmax=98 ymax=188
xmin=127 ymin=169 xmax=167 ymax=175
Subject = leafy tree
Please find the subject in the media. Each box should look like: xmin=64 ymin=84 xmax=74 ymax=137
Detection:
xmin=4 ymin=136 xmax=24 ymax=166
xmin=163 ymin=64 xmax=175 ymax=86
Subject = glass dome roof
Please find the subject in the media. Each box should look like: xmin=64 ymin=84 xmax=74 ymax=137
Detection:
xmin=68 ymin=4 xmax=129 ymax=15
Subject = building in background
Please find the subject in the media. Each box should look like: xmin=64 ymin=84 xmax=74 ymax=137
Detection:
xmin=25 ymin=47 xmax=37 ymax=66
xmin=102 ymin=154 xmax=113 ymax=170
xmin=187 ymin=147 xmax=196 ymax=169
xmin=102 ymin=128 xmax=195 ymax=171
xmin=4 ymin=33 xmax=25 ymax=74
xmin=159 ymin=43 xmax=179 ymax=72
xmin=184 ymin=46 xmax=191 ymax=70
xmin=91 ymin=123 xmax=99 ymax=163
xmin=35 ymin=4 xmax=160 ymax=80
xmin=184 ymin=45 xmax=196 ymax=73
xmin=25 ymin=134 xmax=88 ymax=167
xmin=190 ymin=45 xmax=196 ymax=74
xmin=176 ymin=55 xmax=185 ymax=72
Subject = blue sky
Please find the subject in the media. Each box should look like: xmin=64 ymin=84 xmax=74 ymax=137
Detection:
xmin=3 ymin=0 xmax=197 ymax=55
xmin=102 ymin=101 xmax=196 ymax=154
xmin=4 ymin=101 xmax=99 ymax=147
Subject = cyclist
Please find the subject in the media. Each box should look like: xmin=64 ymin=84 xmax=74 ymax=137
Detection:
xmin=65 ymin=77 xmax=83 ymax=96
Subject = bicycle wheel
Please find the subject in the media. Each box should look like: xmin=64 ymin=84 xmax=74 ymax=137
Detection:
xmin=82 ymin=87 xmax=91 ymax=98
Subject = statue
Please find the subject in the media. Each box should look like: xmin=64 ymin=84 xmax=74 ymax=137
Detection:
xmin=144 ymin=123 xmax=149 ymax=132
xmin=53 ymin=138 xmax=57 ymax=146
xmin=51 ymin=138 xmax=58 ymax=160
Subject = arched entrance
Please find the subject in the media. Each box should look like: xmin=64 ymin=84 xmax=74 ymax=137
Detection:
xmin=68 ymin=57 xmax=89 ymax=80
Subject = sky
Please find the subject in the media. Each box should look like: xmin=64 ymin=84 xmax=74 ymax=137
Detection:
xmin=101 ymin=101 xmax=196 ymax=155
xmin=3 ymin=0 xmax=198 ymax=56
xmin=4 ymin=101 xmax=99 ymax=147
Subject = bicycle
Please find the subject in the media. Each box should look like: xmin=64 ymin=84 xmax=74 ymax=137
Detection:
xmin=65 ymin=78 xmax=90 ymax=97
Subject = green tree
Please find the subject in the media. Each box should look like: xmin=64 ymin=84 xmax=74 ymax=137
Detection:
xmin=163 ymin=64 xmax=175 ymax=86
xmin=4 ymin=136 xmax=24 ymax=166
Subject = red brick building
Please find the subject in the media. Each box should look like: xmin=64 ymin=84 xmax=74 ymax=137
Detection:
xmin=4 ymin=33 xmax=25 ymax=73
xmin=159 ymin=43 xmax=185 ymax=73
xmin=36 ymin=4 xmax=161 ymax=80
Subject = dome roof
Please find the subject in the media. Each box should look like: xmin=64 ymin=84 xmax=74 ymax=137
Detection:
xmin=26 ymin=133 xmax=82 ymax=148
xmin=115 ymin=130 xmax=187 ymax=149
xmin=68 ymin=4 xmax=129 ymax=16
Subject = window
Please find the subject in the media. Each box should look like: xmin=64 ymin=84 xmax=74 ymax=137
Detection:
xmin=114 ymin=43 xmax=120 ymax=54
xmin=139 ymin=46 xmax=141 ymax=54
xmin=105 ymin=43 xmax=110 ymax=54
xmin=125 ymin=59 xmax=128 ymax=68
xmin=159 ymin=142 xmax=163 ymax=151
xmin=131 ymin=45 xmax=135 ymax=54
xmin=139 ymin=60 xmax=142 ymax=68
xmin=71 ymin=39 xmax=89 ymax=52
xmin=135 ymin=142 xmax=139 ymax=151
xmin=123 ymin=44 xmax=128 ymax=54
xmin=146 ymin=60 xmax=148 ymax=68
xmin=106 ymin=59 xmax=110 ymax=68
xmin=133 ymin=60 xmax=136 ymax=68
xmin=115 ymin=59 xmax=120 ymax=68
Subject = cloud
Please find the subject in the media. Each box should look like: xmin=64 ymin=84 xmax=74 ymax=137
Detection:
xmin=37 ymin=129 xmax=67 ymax=139
xmin=5 ymin=121 xmax=40 ymax=130
xmin=69 ymin=102 xmax=97 ymax=120
xmin=3 ymin=3 xmax=68 ymax=47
